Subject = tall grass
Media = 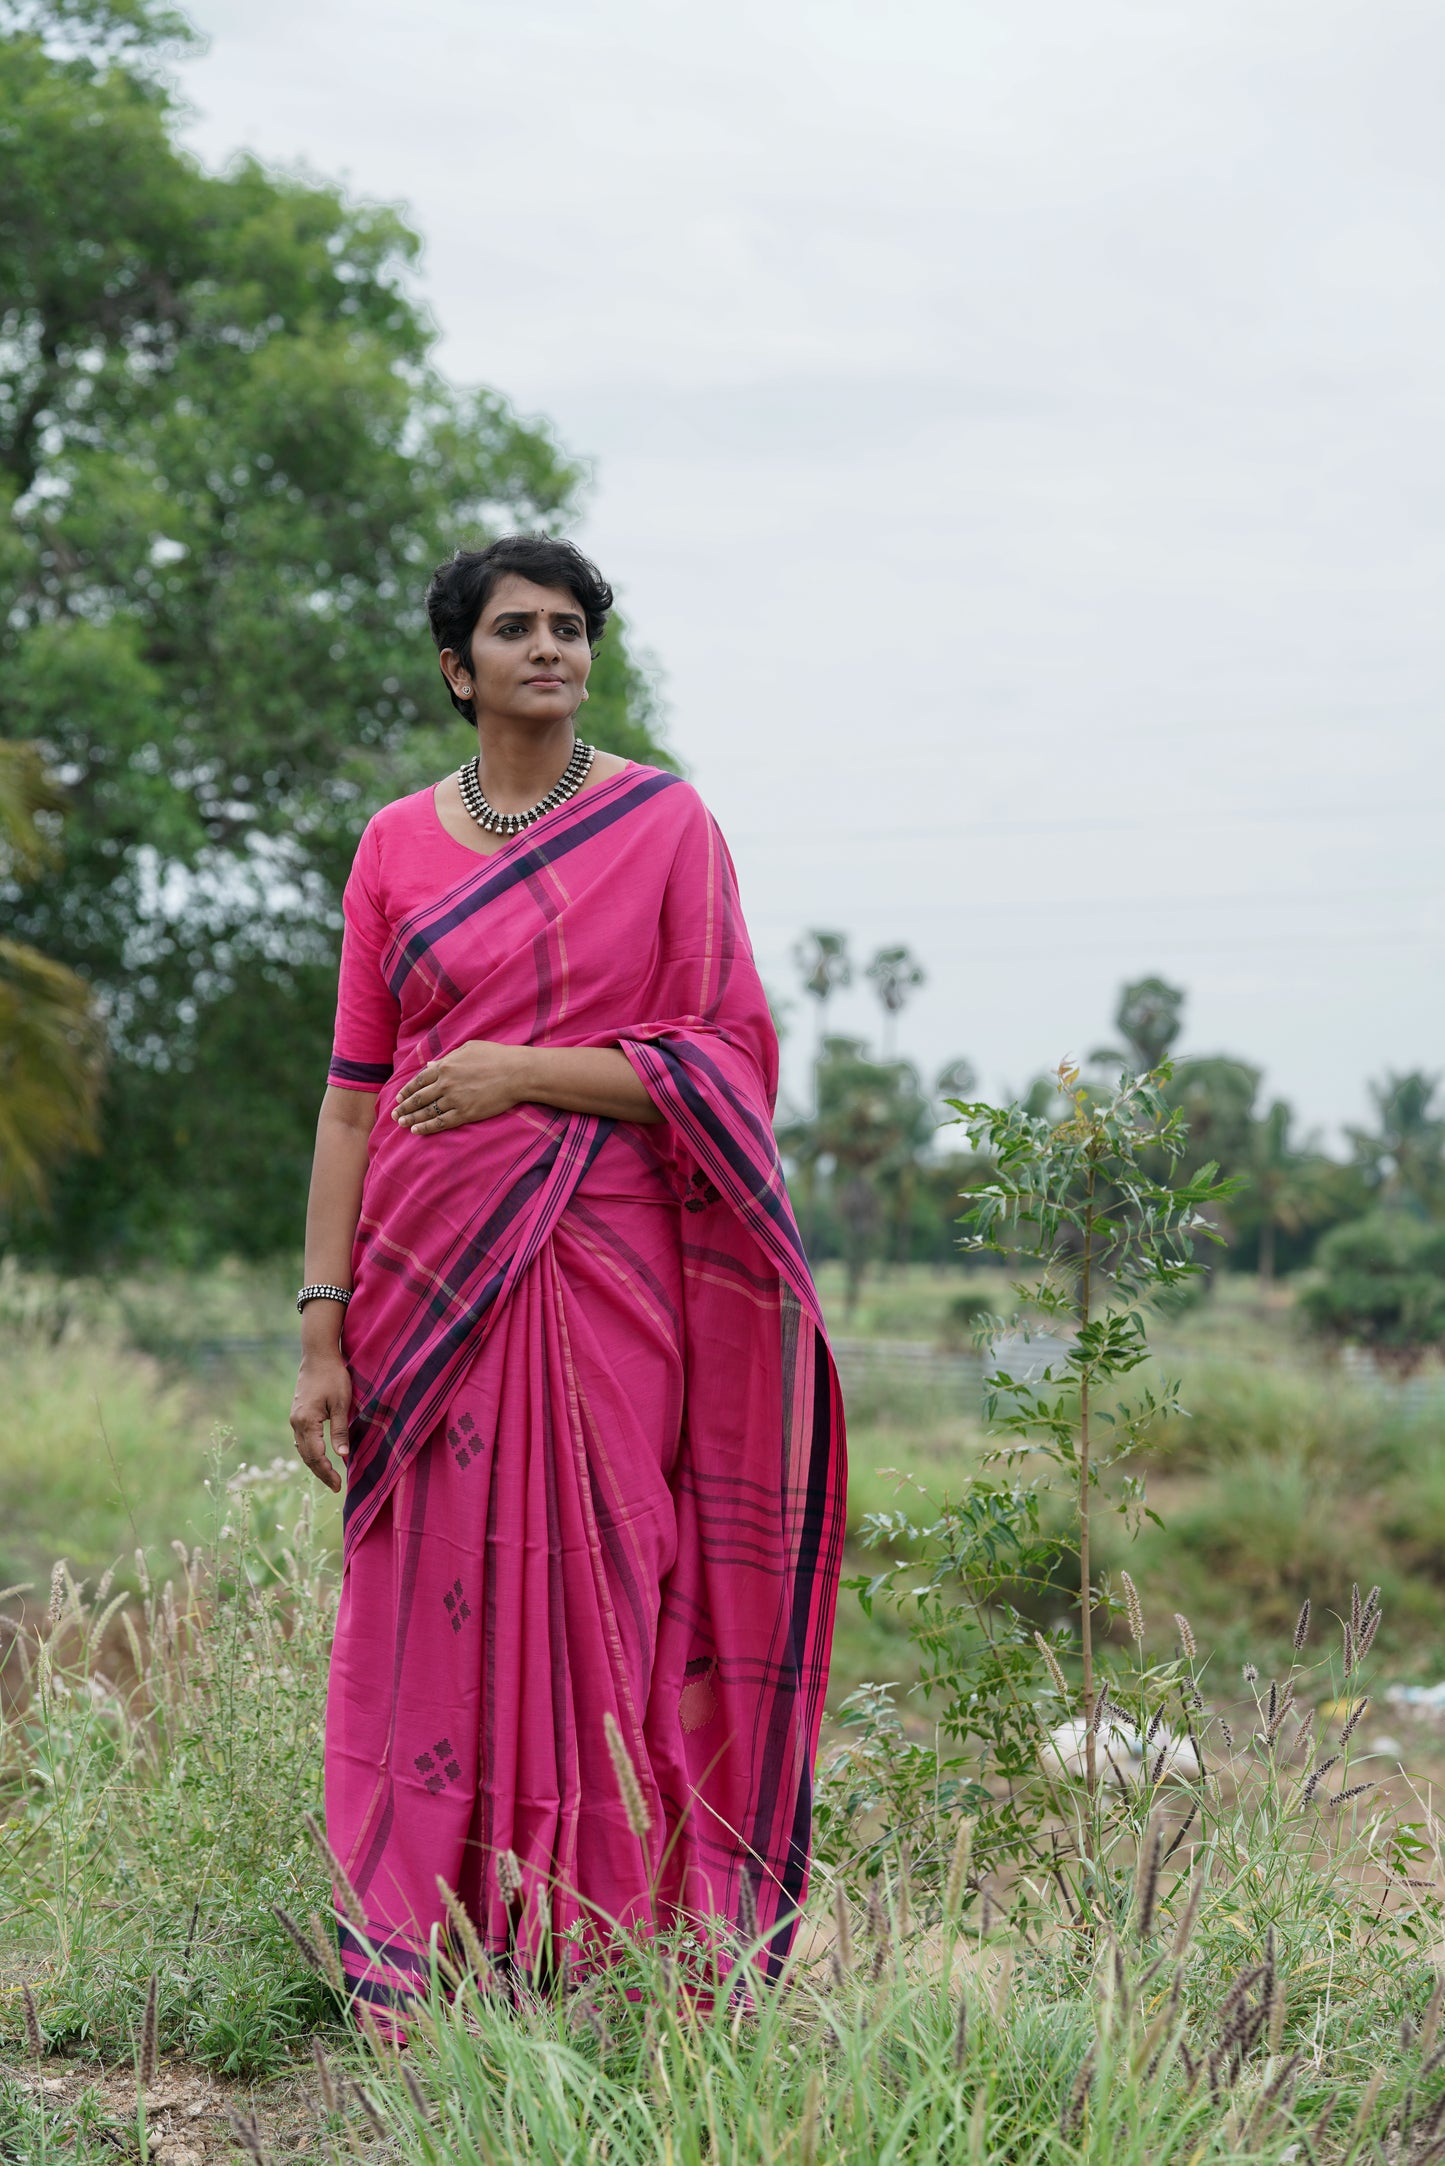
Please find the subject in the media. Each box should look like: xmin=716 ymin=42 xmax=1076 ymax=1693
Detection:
xmin=1 ymin=1453 xmax=334 ymax=2077
xmin=3 ymin=1471 xmax=1442 ymax=2162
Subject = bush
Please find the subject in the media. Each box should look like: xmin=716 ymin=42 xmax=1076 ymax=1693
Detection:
xmin=1301 ymin=1211 xmax=1445 ymax=1375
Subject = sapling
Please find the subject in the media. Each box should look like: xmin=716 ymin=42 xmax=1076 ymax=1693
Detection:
xmin=833 ymin=1061 xmax=1238 ymax=1892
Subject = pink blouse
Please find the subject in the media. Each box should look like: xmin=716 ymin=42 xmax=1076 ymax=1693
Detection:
xmin=327 ymin=785 xmax=503 ymax=1092
xmin=328 ymin=773 xmax=636 ymax=1094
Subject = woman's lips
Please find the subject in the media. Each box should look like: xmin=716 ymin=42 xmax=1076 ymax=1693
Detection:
xmin=525 ymin=675 xmax=564 ymax=688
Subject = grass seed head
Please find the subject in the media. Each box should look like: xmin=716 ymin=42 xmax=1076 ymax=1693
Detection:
xmin=1134 ymin=1815 xmax=1164 ymax=1943
xmin=137 ymin=1970 xmax=158 ymax=2088
xmin=227 ymin=2108 xmax=273 ymax=2165
xmin=1061 ymin=2048 xmax=1094 ymax=2137
xmin=798 ymin=2069 xmax=822 ymax=2166
xmin=273 ymin=1905 xmax=333 ymax=1980
xmin=46 ymin=1559 xmax=66 ymax=1625
xmin=402 ymin=2062 xmax=430 ymax=2122
xmin=1351 ymin=1581 xmax=1363 ymax=1640
xmin=311 ymin=2036 xmax=338 ymax=2116
xmin=1174 ymin=1611 xmax=1198 ymax=1661
xmin=832 ymin=1881 xmax=854 ymax=1970
xmin=1034 ymin=1629 xmax=1068 ymax=1696
xmin=603 ymin=1710 xmax=653 ymax=1839
xmin=307 ymin=1911 xmax=344 ymax=1993
xmin=738 ymin=1867 xmax=760 ymax=1947
xmin=1338 ymin=1695 xmax=1370 ymax=1749
xmin=21 ymin=1983 xmax=43 ymax=2058
xmin=1421 ymin=1976 xmax=1445 ymax=2058
xmin=944 ymin=1816 xmax=974 ymax=1921
xmin=302 ymin=1810 xmax=368 ymax=1932
xmin=496 ymin=1847 xmax=525 ymax=1907
xmin=895 ymin=1845 xmax=911 ymax=1939
xmin=1293 ymin=1598 xmax=1311 ymax=1652
xmin=1243 ymin=1662 xmax=1259 ymax=1686
xmin=1121 ymin=1570 xmax=1145 ymax=1645
xmin=952 ymin=1988 xmax=969 ymax=2070
xmin=437 ymin=1875 xmax=490 ymax=1981
xmin=350 ymin=2080 xmax=387 ymax=2141
xmin=1348 ymin=2069 xmax=1384 ymax=2142
xmin=133 ymin=1547 xmax=151 ymax=1598
xmin=1328 ymin=1780 xmax=1374 ymax=1811
xmin=1301 ymin=1753 xmax=1340 ymax=1806
xmin=1170 ymin=1860 xmax=1208 ymax=1964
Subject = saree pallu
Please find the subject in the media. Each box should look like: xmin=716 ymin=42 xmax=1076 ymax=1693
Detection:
xmin=324 ymin=766 xmax=846 ymax=2014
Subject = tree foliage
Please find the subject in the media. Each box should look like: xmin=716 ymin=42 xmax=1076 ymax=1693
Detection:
xmin=0 ymin=741 xmax=104 ymax=1203
xmin=0 ymin=0 xmax=669 ymax=1260
xmin=1300 ymin=1212 xmax=1445 ymax=1377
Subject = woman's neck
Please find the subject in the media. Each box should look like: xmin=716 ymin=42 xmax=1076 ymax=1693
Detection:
xmin=473 ymin=716 xmax=581 ymax=813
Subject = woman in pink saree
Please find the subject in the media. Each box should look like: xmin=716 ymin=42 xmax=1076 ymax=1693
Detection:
xmin=289 ymin=535 xmax=845 ymax=2023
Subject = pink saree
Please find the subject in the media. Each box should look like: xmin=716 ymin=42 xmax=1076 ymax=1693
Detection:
xmin=323 ymin=765 xmax=846 ymax=2016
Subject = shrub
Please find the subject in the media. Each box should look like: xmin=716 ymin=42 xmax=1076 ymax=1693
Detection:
xmin=1301 ymin=1211 xmax=1445 ymax=1375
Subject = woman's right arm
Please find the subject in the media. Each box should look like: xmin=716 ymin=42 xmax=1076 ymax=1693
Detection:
xmin=289 ymin=1085 xmax=378 ymax=1492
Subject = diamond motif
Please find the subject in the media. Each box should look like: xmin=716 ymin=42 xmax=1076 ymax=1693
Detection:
xmin=443 ymin=1578 xmax=471 ymax=1633
xmin=414 ymin=1735 xmax=464 ymax=1794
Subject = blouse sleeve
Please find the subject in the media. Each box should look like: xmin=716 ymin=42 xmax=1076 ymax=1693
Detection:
xmin=328 ymin=819 xmax=401 ymax=1091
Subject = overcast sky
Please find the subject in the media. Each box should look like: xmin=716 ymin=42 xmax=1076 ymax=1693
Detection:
xmin=176 ymin=0 xmax=1444 ymax=1135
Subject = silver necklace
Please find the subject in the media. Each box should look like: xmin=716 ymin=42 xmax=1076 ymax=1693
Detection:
xmin=456 ymin=740 xmax=595 ymax=837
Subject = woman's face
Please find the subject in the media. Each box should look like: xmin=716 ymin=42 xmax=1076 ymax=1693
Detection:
xmin=442 ymin=573 xmax=592 ymax=728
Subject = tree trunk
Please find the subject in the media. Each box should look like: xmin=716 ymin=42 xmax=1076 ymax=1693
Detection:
xmin=1259 ymin=1216 xmax=1276 ymax=1292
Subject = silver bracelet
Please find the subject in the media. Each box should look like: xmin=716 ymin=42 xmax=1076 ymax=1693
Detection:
xmin=297 ymin=1283 xmax=352 ymax=1313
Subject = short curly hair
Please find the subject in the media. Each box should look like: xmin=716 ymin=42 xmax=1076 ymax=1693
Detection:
xmin=424 ymin=535 xmax=614 ymax=721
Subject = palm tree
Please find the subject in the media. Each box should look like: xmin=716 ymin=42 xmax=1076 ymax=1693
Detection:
xmin=792 ymin=931 xmax=852 ymax=1059
xmin=1247 ymin=1099 xmax=1331 ymax=1291
xmin=1092 ymin=975 xmax=1186 ymax=1075
xmin=865 ymin=944 xmax=925 ymax=1061
xmin=1350 ymin=1071 xmax=1445 ymax=1216
xmin=0 ymin=742 xmax=105 ymax=1208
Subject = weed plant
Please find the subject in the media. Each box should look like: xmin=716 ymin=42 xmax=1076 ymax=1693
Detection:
xmin=1 ymin=1454 xmax=334 ymax=2076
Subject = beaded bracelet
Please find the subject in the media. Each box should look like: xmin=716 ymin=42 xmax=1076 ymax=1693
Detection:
xmin=296 ymin=1283 xmax=352 ymax=1313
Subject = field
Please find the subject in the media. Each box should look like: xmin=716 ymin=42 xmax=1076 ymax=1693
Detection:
xmin=3 ymin=1259 xmax=1444 ymax=2162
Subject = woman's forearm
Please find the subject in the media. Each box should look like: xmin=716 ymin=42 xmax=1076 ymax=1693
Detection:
xmin=301 ymin=1086 xmax=378 ymax=1343
xmin=517 ymin=1044 xmax=661 ymax=1124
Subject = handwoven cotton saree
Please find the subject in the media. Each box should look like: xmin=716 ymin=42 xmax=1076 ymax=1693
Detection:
xmin=323 ymin=764 xmax=846 ymax=2016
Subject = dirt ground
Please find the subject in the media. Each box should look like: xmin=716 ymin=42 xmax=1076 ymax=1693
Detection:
xmin=2 ymin=2056 xmax=345 ymax=2164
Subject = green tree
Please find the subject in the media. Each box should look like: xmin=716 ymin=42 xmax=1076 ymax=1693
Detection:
xmin=1300 ymin=1212 xmax=1445 ymax=1378
xmin=792 ymin=931 xmax=852 ymax=1065
xmin=1239 ymin=1098 xmax=1335 ymax=1290
xmin=1349 ymin=1071 xmax=1445 ymax=1217
xmin=783 ymin=1036 xmax=932 ymax=1315
xmin=0 ymin=0 xmax=669 ymax=1262
xmin=0 ymin=742 xmax=104 ymax=1205
xmin=1093 ymin=974 xmax=1186 ymax=1074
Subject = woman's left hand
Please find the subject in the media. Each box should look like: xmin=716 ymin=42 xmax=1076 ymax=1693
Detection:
xmin=393 ymin=1040 xmax=528 ymax=1134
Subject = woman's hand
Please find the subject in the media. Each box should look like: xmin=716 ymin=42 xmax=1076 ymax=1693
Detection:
xmin=393 ymin=1040 xmax=528 ymax=1134
xmin=289 ymin=1345 xmax=352 ymax=1493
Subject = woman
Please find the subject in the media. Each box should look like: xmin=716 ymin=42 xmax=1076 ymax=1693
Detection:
xmin=290 ymin=534 xmax=845 ymax=2019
